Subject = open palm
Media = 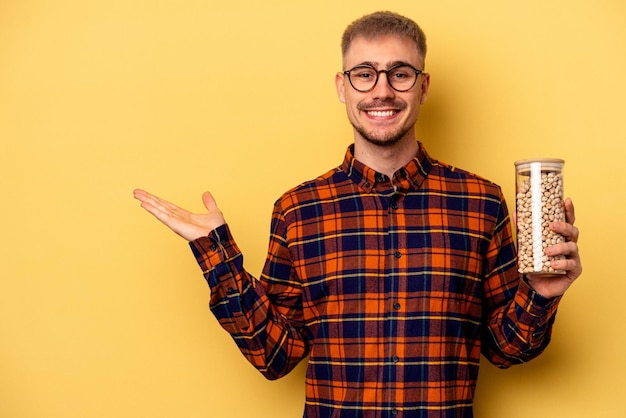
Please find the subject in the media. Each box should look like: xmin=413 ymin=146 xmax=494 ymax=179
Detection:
xmin=133 ymin=189 xmax=225 ymax=241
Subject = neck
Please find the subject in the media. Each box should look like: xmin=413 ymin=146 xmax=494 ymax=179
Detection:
xmin=353 ymin=136 xmax=419 ymax=178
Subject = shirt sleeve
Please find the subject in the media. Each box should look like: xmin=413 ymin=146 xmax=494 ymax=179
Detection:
xmin=481 ymin=191 xmax=562 ymax=368
xmin=189 ymin=211 xmax=309 ymax=380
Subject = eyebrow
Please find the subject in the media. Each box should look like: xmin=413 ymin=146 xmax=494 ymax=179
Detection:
xmin=354 ymin=60 xmax=415 ymax=69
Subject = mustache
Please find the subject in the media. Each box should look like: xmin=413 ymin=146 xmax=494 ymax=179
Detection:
xmin=357 ymin=99 xmax=407 ymax=111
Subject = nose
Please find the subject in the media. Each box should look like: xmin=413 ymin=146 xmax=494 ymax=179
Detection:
xmin=371 ymin=71 xmax=395 ymax=100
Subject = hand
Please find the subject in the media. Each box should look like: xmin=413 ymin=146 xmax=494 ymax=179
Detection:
xmin=525 ymin=198 xmax=582 ymax=298
xmin=133 ymin=189 xmax=226 ymax=241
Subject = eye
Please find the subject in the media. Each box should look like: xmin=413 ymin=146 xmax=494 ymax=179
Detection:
xmin=389 ymin=67 xmax=411 ymax=79
xmin=351 ymin=67 xmax=376 ymax=79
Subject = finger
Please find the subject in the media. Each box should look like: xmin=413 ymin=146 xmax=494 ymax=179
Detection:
xmin=138 ymin=198 xmax=173 ymax=224
xmin=133 ymin=188 xmax=151 ymax=202
xmin=134 ymin=190 xmax=164 ymax=213
xmin=546 ymin=240 xmax=578 ymax=258
xmin=564 ymin=197 xmax=576 ymax=225
xmin=550 ymin=257 xmax=581 ymax=275
xmin=151 ymin=195 xmax=183 ymax=212
xmin=548 ymin=250 xmax=581 ymax=280
xmin=134 ymin=189 xmax=183 ymax=223
xmin=134 ymin=189 xmax=165 ymax=208
xmin=550 ymin=221 xmax=579 ymax=244
xmin=134 ymin=189 xmax=181 ymax=212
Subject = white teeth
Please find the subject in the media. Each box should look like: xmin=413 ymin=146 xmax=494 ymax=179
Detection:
xmin=367 ymin=110 xmax=395 ymax=117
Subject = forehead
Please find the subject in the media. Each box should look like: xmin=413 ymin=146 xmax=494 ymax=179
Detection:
xmin=343 ymin=34 xmax=423 ymax=69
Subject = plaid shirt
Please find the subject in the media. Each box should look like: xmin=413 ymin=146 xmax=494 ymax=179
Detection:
xmin=190 ymin=143 xmax=560 ymax=417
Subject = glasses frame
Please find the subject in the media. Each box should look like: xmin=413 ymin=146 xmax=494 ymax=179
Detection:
xmin=343 ymin=63 xmax=424 ymax=93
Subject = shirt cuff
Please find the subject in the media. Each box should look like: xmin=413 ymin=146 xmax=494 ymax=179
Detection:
xmin=516 ymin=278 xmax=561 ymax=347
xmin=189 ymin=224 xmax=242 ymax=272
xmin=519 ymin=276 xmax=562 ymax=317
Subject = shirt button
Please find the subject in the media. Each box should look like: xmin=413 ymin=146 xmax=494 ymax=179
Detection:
xmin=391 ymin=408 xmax=398 ymax=416
xmin=394 ymin=252 xmax=402 ymax=258
xmin=392 ymin=356 xmax=399 ymax=363
xmin=389 ymin=196 xmax=399 ymax=209
xmin=393 ymin=302 xmax=401 ymax=310
xmin=209 ymin=244 xmax=217 ymax=251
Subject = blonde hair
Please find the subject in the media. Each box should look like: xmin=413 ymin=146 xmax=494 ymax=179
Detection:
xmin=341 ymin=11 xmax=427 ymax=64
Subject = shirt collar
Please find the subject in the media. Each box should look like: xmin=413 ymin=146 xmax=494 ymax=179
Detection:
xmin=342 ymin=142 xmax=434 ymax=193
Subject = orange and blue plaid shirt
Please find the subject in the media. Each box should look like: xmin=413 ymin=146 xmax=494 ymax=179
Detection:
xmin=190 ymin=143 xmax=560 ymax=417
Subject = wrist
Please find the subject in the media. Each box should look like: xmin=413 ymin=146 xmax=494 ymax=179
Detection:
xmin=524 ymin=273 xmax=567 ymax=299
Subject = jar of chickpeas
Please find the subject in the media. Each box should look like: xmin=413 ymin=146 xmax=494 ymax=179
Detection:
xmin=514 ymin=158 xmax=566 ymax=275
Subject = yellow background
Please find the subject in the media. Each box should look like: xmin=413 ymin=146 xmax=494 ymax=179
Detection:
xmin=1 ymin=0 xmax=624 ymax=417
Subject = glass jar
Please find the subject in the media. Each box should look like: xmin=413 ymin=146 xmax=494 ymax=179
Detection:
xmin=514 ymin=158 xmax=565 ymax=275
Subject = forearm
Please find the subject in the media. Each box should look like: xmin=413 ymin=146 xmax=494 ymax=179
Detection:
xmin=190 ymin=225 xmax=308 ymax=380
xmin=482 ymin=278 xmax=560 ymax=368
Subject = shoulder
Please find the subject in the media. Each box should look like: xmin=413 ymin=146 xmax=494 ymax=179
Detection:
xmin=273 ymin=166 xmax=348 ymax=212
xmin=428 ymin=159 xmax=504 ymax=198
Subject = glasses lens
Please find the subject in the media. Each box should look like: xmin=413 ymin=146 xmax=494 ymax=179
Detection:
xmin=387 ymin=66 xmax=417 ymax=92
xmin=349 ymin=66 xmax=377 ymax=92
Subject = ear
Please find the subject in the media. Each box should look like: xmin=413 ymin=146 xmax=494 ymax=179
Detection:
xmin=419 ymin=73 xmax=430 ymax=104
xmin=335 ymin=72 xmax=346 ymax=103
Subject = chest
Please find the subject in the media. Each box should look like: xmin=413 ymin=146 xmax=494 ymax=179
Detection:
xmin=285 ymin=191 xmax=494 ymax=323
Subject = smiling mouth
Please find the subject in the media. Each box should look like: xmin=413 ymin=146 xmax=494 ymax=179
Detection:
xmin=366 ymin=110 xmax=398 ymax=117
xmin=359 ymin=100 xmax=405 ymax=118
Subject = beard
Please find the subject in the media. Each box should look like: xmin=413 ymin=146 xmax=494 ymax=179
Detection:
xmin=353 ymin=123 xmax=412 ymax=147
xmin=352 ymin=99 xmax=413 ymax=147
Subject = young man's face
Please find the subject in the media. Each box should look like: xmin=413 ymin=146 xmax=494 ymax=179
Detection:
xmin=336 ymin=34 xmax=430 ymax=148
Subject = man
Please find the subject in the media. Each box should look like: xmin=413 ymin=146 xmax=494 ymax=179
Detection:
xmin=134 ymin=11 xmax=582 ymax=417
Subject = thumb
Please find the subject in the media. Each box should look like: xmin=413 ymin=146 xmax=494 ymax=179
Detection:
xmin=202 ymin=191 xmax=219 ymax=213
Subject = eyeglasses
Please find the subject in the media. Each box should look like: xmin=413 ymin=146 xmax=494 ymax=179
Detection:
xmin=343 ymin=64 xmax=424 ymax=93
